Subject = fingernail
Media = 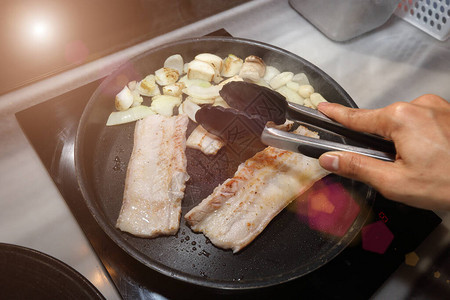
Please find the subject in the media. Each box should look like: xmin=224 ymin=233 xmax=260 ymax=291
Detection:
xmin=317 ymin=102 xmax=329 ymax=108
xmin=319 ymin=153 xmax=339 ymax=171
xmin=317 ymin=102 xmax=331 ymax=110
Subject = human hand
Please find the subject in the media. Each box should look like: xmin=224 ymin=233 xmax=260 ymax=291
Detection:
xmin=317 ymin=94 xmax=450 ymax=210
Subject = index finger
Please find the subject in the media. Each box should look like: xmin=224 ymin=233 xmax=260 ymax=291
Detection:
xmin=317 ymin=102 xmax=395 ymax=139
xmin=410 ymin=94 xmax=449 ymax=109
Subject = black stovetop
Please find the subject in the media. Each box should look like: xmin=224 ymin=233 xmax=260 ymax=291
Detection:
xmin=15 ymin=30 xmax=442 ymax=300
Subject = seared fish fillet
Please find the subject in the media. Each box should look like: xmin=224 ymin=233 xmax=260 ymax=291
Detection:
xmin=185 ymin=126 xmax=329 ymax=252
xmin=116 ymin=114 xmax=189 ymax=237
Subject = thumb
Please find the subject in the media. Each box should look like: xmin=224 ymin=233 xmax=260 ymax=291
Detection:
xmin=319 ymin=151 xmax=392 ymax=189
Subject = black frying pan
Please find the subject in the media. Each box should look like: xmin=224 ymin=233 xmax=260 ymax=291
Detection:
xmin=75 ymin=37 xmax=374 ymax=289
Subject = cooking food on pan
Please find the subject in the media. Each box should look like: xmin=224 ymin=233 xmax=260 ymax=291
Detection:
xmin=116 ymin=114 xmax=189 ymax=237
xmin=106 ymin=52 xmax=328 ymax=128
xmin=109 ymin=51 xmax=331 ymax=251
xmin=185 ymin=124 xmax=225 ymax=155
xmin=194 ymin=81 xmax=290 ymax=148
xmin=185 ymin=126 xmax=329 ymax=253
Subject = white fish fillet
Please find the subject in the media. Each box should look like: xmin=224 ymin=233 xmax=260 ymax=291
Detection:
xmin=184 ymin=126 xmax=329 ymax=252
xmin=116 ymin=114 xmax=189 ymax=237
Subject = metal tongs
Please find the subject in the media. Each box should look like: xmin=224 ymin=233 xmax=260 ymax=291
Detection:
xmin=196 ymin=81 xmax=396 ymax=162
xmin=261 ymin=101 xmax=396 ymax=162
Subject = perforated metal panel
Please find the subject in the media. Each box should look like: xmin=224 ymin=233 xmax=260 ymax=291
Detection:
xmin=396 ymin=0 xmax=450 ymax=41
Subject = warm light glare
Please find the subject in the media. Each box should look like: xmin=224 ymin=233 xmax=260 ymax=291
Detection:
xmin=295 ymin=177 xmax=361 ymax=237
xmin=90 ymin=269 xmax=107 ymax=287
xmin=29 ymin=19 xmax=53 ymax=42
xmin=33 ymin=21 xmax=48 ymax=36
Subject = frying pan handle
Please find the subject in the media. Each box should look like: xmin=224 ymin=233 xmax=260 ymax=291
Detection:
xmin=286 ymin=102 xmax=396 ymax=154
xmin=261 ymin=127 xmax=396 ymax=162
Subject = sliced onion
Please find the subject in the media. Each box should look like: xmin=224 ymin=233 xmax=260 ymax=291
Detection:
xmin=164 ymin=54 xmax=184 ymax=75
xmin=286 ymin=81 xmax=301 ymax=92
xmin=298 ymin=85 xmax=315 ymax=99
xmin=183 ymin=85 xmax=221 ymax=100
xmin=178 ymin=75 xmax=211 ymax=88
xmin=269 ymin=72 xmax=294 ymax=90
xmin=276 ymin=86 xmax=304 ymax=105
xmin=106 ymin=105 xmax=155 ymax=126
xmin=217 ymin=75 xmax=243 ymax=87
xmin=185 ymin=95 xmax=215 ymax=105
xmin=180 ymin=99 xmax=201 ymax=122
xmin=292 ymin=72 xmax=310 ymax=85
xmin=303 ymin=98 xmax=315 ymax=109
xmin=212 ymin=96 xmax=230 ymax=108
xmin=263 ymin=65 xmax=281 ymax=82
xmin=115 ymin=86 xmax=134 ymax=111
xmin=310 ymin=93 xmax=328 ymax=107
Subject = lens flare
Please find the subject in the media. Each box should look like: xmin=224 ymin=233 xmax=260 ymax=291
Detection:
xmin=295 ymin=177 xmax=360 ymax=237
xmin=29 ymin=18 xmax=54 ymax=43
xmin=361 ymin=220 xmax=394 ymax=254
xmin=32 ymin=21 xmax=48 ymax=37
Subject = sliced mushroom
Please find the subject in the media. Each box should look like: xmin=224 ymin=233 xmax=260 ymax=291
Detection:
xmin=195 ymin=53 xmax=224 ymax=84
xmin=239 ymin=55 xmax=266 ymax=82
xmin=155 ymin=67 xmax=179 ymax=86
xmin=187 ymin=60 xmax=216 ymax=82
xmin=163 ymin=82 xmax=185 ymax=97
xmin=221 ymin=54 xmax=243 ymax=77
xmin=137 ymin=74 xmax=160 ymax=97
xmin=195 ymin=53 xmax=223 ymax=73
